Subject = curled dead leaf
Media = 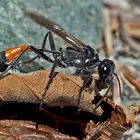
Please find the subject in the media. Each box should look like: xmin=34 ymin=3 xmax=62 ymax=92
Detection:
xmin=0 ymin=70 xmax=96 ymax=112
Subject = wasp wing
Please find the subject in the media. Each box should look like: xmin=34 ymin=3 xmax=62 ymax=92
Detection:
xmin=27 ymin=12 xmax=86 ymax=51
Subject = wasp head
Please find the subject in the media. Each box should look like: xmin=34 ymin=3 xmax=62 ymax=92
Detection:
xmin=98 ymin=59 xmax=115 ymax=81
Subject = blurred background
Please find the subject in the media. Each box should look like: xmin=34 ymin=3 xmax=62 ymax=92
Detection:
xmin=0 ymin=0 xmax=140 ymax=139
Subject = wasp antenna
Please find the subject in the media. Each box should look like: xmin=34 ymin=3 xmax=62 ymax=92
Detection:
xmin=113 ymin=73 xmax=122 ymax=98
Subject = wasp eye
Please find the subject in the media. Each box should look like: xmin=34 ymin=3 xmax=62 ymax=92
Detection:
xmin=99 ymin=65 xmax=110 ymax=79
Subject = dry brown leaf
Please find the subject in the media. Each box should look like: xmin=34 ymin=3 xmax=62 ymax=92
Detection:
xmin=0 ymin=70 xmax=96 ymax=112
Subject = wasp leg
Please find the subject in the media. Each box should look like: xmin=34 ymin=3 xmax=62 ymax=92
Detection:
xmin=17 ymin=56 xmax=39 ymax=66
xmin=30 ymin=32 xmax=59 ymax=105
xmin=92 ymin=78 xmax=113 ymax=113
xmin=78 ymin=76 xmax=92 ymax=105
xmin=30 ymin=31 xmax=57 ymax=63
xmin=17 ymin=49 xmax=58 ymax=66
xmin=35 ymin=31 xmax=53 ymax=60
xmin=18 ymin=31 xmax=55 ymax=66
xmin=39 ymin=62 xmax=58 ymax=110
xmin=38 ymin=31 xmax=62 ymax=109
xmin=29 ymin=46 xmax=54 ymax=63
xmin=28 ymin=32 xmax=54 ymax=61
xmin=41 ymin=31 xmax=56 ymax=50
xmin=43 ymin=31 xmax=58 ymax=59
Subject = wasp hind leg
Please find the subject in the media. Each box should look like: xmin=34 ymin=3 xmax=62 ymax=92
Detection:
xmin=17 ymin=31 xmax=57 ymax=66
xmin=39 ymin=62 xmax=58 ymax=110
xmin=35 ymin=31 xmax=60 ymax=109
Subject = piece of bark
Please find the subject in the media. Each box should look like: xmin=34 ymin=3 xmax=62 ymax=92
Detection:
xmin=124 ymin=104 xmax=140 ymax=125
xmin=92 ymin=97 xmax=133 ymax=126
xmin=0 ymin=120 xmax=77 ymax=140
xmin=84 ymin=101 xmax=139 ymax=140
xmin=85 ymin=122 xmax=128 ymax=140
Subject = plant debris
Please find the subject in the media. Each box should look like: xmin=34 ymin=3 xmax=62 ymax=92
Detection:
xmin=0 ymin=70 xmax=138 ymax=139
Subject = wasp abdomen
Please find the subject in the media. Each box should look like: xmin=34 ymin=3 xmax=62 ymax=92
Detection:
xmin=0 ymin=51 xmax=8 ymax=72
xmin=5 ymin=45 xmax=30 ymax=62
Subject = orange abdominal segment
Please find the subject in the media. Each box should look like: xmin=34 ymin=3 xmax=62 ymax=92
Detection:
xmin=5 ymin=45 xmax=31 ymax=62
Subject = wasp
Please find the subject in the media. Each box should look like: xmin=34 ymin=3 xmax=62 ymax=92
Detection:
xmin=26 ymin=12 xmax=121 ymax=112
